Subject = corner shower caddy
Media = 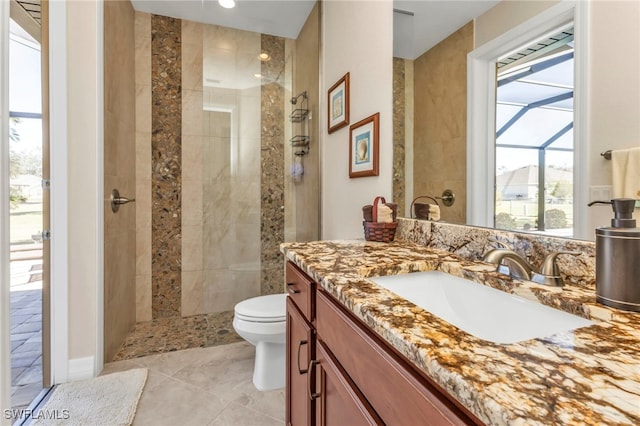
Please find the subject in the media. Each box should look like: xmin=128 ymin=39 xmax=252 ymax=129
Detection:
xmin=290 ymin=91 xmax=309 ymax=156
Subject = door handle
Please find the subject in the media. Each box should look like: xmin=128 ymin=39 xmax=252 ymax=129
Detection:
xmin=110 ymin=189 xmax=136 ymax=213
xmin=287 ymin=282 xmax=300 ymax=294
xmin=297 ymin=340 xmax=308 ymax=374
xmin=307 ymin=360 xmax=320 ymax=400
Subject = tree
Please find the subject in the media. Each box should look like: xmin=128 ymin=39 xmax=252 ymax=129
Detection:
xmin=9 ymin=117 xmax=21 ymax=178
xmin=545 ymin=209 xmax=567 ymax=229
xmin=551 ymin=180 xmax=572 ymax=200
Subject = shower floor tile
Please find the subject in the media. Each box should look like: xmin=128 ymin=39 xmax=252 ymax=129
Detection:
xmin=112 ymin=311 xmax=242 ymax=362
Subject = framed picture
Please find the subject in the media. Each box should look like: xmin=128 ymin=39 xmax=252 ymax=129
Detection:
xmin=327 ymin=72 xmax=350 ymax=133
xmin=349 ymin=113 xmax=379 ymax=178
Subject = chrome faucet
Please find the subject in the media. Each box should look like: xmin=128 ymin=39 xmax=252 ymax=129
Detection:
xmin=482 ymin=249 xmax=533 ymax=280
xmin=482 ymin=247 xmax=580 ymax=287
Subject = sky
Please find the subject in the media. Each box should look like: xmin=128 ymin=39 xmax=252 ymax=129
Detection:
xmin=9 ymin=19 xmax=42 ymax=156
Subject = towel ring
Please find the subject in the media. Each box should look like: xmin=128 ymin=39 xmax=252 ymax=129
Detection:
xmin=410 ymin=195 xmax=438 ymax=219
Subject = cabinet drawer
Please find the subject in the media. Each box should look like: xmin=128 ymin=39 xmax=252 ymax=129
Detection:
xmin=286 ymin=262 xmax=315 ymax=322
xmin=316 ymin=290 xmax=478 ymax=426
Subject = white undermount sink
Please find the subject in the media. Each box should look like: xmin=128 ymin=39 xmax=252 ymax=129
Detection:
xmin=369 ymin=271 xmax=593 ymax=344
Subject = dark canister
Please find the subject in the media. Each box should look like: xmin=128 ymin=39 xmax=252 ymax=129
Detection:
xmin=594 ymin=198 xmax=640 ymax=312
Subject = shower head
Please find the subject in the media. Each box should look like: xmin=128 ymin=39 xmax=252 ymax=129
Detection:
xmin=290 ymin=97 xmax=298 ymax=105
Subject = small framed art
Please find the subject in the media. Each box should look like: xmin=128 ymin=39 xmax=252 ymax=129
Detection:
xmin=349 ymin=112 xmax=379 ymax=178
xmin=327 ymin=72 xmax=350 ymax=133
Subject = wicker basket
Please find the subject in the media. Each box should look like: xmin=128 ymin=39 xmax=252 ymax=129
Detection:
xmin=363 ymin=196 xmax=397 ymax=242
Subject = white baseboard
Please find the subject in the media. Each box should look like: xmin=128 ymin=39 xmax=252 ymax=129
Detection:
xmin=67 ymin=356 xmax=95 ymax=382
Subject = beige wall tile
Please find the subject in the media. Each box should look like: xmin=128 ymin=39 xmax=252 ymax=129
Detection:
xmin=136 ymin=84 xmax=152 ymax=133
xmin=136 ymin=179 xmax=151 ymax=225
xmin=136 ymin=274 xmax=152 ymax=322
xmin=136 ymin=132 xmax=151 ymax=181
xmin=136 ymin=222 xmax=151 ymax=277
xmin=182 ymin=179 xmax=203 ymax=228
xmin=182 ymin=270 xmax=205 ymax=316
xmin=182 ymin=224 xmax=204 ymax=272
xmin=182 ymin=135 xmax=204 ymax=182
xmin=182 ymin=20 xmax=203 ymax=91
xmin=182 ymin=19 xmax=203 ymax=45
xmin=286 ymin=3 xmax=320 ymax=243
xmin=205 ymin=269 xmax=260 ymax=313
xmin=413 ymin=21 xmax=473 ymax=224
xmin=135 ymin=12 xmax=151 ymax=82
xmin=182 ymin=89 xmax=204 ymax=136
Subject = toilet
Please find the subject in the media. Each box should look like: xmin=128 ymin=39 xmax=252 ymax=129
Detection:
xmin=233 ymin=293 xmax=287 ymax=391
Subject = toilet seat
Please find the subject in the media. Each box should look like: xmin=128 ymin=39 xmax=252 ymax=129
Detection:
xmin=234 ymin=293 xmax=287 ymax=323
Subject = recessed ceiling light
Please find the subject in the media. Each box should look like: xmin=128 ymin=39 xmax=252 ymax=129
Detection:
xmin=218 ymin=0 xmax=235 ymax=9
xmin=258 ymin=52 xmax=271 ymax=61
xmin=254 ymin=73 xmax=263 ymax=79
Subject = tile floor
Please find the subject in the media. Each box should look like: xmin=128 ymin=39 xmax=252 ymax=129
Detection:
xmin=10 ymin=247 xmax=44 ymax=413
xmin=102 ymin=341 xmax=285 ymax=426
xmin=9 ymin=245 xmax=272 ymax=423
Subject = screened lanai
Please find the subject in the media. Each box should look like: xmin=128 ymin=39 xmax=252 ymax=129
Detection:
xmin=494 ymin=27 xmax=575 ymax=235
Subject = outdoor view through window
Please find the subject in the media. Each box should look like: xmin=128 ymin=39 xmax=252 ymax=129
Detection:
xmin=8 ymin=17 xmax=45 ymax=412
xmin=495 ymin=26 xmax=574 ymax=237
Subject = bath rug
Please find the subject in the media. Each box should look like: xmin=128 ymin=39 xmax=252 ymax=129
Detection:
xmin=31 ymin=368 xmax=148 ymax=426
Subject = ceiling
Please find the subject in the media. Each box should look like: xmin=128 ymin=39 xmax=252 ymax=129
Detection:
xmin=131 ymin=1 xmax=500 ymax=59
xmin=394 ymin=0 xmax=500 ymax=59
xmin=130 ymin=0 xmax=316 ymax=39
xmin=14 ymin=0 xmax=41 ymax=25
xmin=11 ymin=0 xmax=42 ymax=43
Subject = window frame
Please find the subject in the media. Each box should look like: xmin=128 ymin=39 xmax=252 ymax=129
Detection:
xmin=466 ymin=1 xmax=589 ymax=239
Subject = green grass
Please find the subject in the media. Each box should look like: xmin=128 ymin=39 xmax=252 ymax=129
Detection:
xmin=10 ymin=200 xmax=43 ymax=245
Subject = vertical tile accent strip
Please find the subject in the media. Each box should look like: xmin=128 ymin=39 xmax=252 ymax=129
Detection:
xmin=151 ymin=15 xmax=182 ymax=318
xmin=135 ymin=11 xmax=152 ymax=323
xmin=261 ymin=34 xmax=286 ymax=295
xmin=393 ymin=57 xmax=406 ymax=217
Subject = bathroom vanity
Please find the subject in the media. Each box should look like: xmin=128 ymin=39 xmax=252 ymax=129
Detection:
xmin=285 ymin=261 xmax=478 ymax=425
xmin=282 ymin=221 xmax=640 ymax=425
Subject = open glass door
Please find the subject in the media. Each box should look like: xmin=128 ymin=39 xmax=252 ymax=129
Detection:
xmin=7 ymin=0 xmax=50 ymax=417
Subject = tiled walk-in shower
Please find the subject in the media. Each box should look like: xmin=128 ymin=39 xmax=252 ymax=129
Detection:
xmin=112 ymin=312 xmax=241 ymax=361
xmin=107 ymin=5 xmax=303 ymax=361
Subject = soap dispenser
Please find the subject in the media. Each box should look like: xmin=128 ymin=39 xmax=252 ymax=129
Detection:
xmin=590 ymin=198 xmax=640 ymax=312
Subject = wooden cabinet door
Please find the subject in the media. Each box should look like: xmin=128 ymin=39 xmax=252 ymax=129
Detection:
xmin=316 ymin=290 xmax=479 ymax=425
xmin=314 ymin=341 xmax=383 ymax=426
xmin=287 ymin=297 xmax=314 ymax=426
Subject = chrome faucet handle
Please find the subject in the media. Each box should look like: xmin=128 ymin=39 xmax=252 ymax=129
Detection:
xmin=539 ymin=251 xmax=581 ymax=276
xmin=533 ymin=251 xmax=581 ymax=287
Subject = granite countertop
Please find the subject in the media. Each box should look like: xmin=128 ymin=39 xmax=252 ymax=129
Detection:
xmin=280 ymin=240 xmax=640 ymax=426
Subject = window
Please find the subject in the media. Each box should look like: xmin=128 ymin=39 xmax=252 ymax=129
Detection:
xmin=494 ymin=26 xmax=575 ymax=237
